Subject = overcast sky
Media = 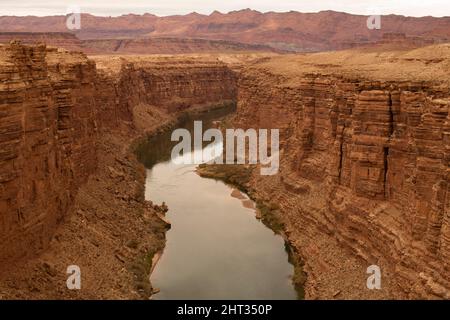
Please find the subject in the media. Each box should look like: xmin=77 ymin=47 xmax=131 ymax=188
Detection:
xmin=0 ymin=0 xmax=449 ymax=17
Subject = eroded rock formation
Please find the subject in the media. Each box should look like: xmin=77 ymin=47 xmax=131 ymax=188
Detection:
xmin=0 ymin=44 xmax=98 ymax=264
xmin=231 ymin=46 xmax=450 ymax=299
xmin=1 ymin=40 xmax=448 ymax=299
xmin=0 ymin=42 xmax=237 ymax=293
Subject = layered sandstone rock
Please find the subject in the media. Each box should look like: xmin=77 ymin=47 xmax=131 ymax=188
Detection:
xmin=119 ymin=59 xmax=236 ymax=113
xmin=0 ymin=43 xmax=98 ymax=265
xmin=0 ymin=43 xmax=237 ymax=270
xmin=232 ymin=45 xmax=450 ymax=299
xmin=2 ymin=39 xmax=448 ymax=300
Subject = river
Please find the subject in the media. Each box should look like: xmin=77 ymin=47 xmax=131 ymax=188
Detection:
xmin=136 ymin=109 xmax=298 ymax=300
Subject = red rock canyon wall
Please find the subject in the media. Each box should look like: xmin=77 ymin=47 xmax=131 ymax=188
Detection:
xmin=234 ymin=54 xmax=449 ymax=298
xmin=0 ymin=43 xmax=237 ymax=266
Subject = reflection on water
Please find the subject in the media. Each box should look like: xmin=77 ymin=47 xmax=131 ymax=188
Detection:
xmin=137 ymin=109 xmax=298 ymax=300
xmin=136 ymin=108 xmax=230 ymax=168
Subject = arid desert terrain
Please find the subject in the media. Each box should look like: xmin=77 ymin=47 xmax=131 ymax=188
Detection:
xmin=0 ymin=8 xmax=449 ymax=300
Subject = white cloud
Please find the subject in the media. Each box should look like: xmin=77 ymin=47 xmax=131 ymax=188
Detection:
xmin=0 ymin=0 xmax=449 ymax=17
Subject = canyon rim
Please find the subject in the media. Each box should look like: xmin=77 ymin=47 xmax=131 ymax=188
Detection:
xmin=0 ymin=1 xmax=449 ymax=302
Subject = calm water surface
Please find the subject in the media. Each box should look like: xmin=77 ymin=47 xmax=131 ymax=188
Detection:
xmin=137 ymin=111 xmax=298 ymax=300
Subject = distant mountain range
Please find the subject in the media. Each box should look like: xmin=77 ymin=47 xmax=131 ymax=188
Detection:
xmin=1 ymin=9 xmax=450 ymax=52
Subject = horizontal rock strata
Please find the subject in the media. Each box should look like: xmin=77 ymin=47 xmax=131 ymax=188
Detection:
xmin=232 ymin=46 xmax=450 ymax=299
xmin=0 ymin=43 xmax=237 ymax=269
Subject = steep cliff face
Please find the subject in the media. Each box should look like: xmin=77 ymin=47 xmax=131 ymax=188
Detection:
xmin=233 ymin=46 xmax=450 ymax=299
xmin=2 ymin=40 xmax=447 ymax=299
xmin=121 ymin=59 xmax=236 ymax=113
xmin=0 ymin=43 xmax=237 ymax=272
xmin=0 ymin=44 xmax=98 ymax=265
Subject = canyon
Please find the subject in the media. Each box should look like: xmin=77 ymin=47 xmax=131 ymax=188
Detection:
xmin=0 ymin=42 xmax=237 ymax=298
xmin=199 ymin=45 xmax=450 ymax=299
xmin=0 ymin=38 xmax=449 ymax=299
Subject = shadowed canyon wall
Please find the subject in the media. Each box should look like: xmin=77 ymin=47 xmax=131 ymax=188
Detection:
xmin=232 ymin=49 xmax=449 ymax=298
xmin=0 ymin=43 xmax=237 ymax=266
